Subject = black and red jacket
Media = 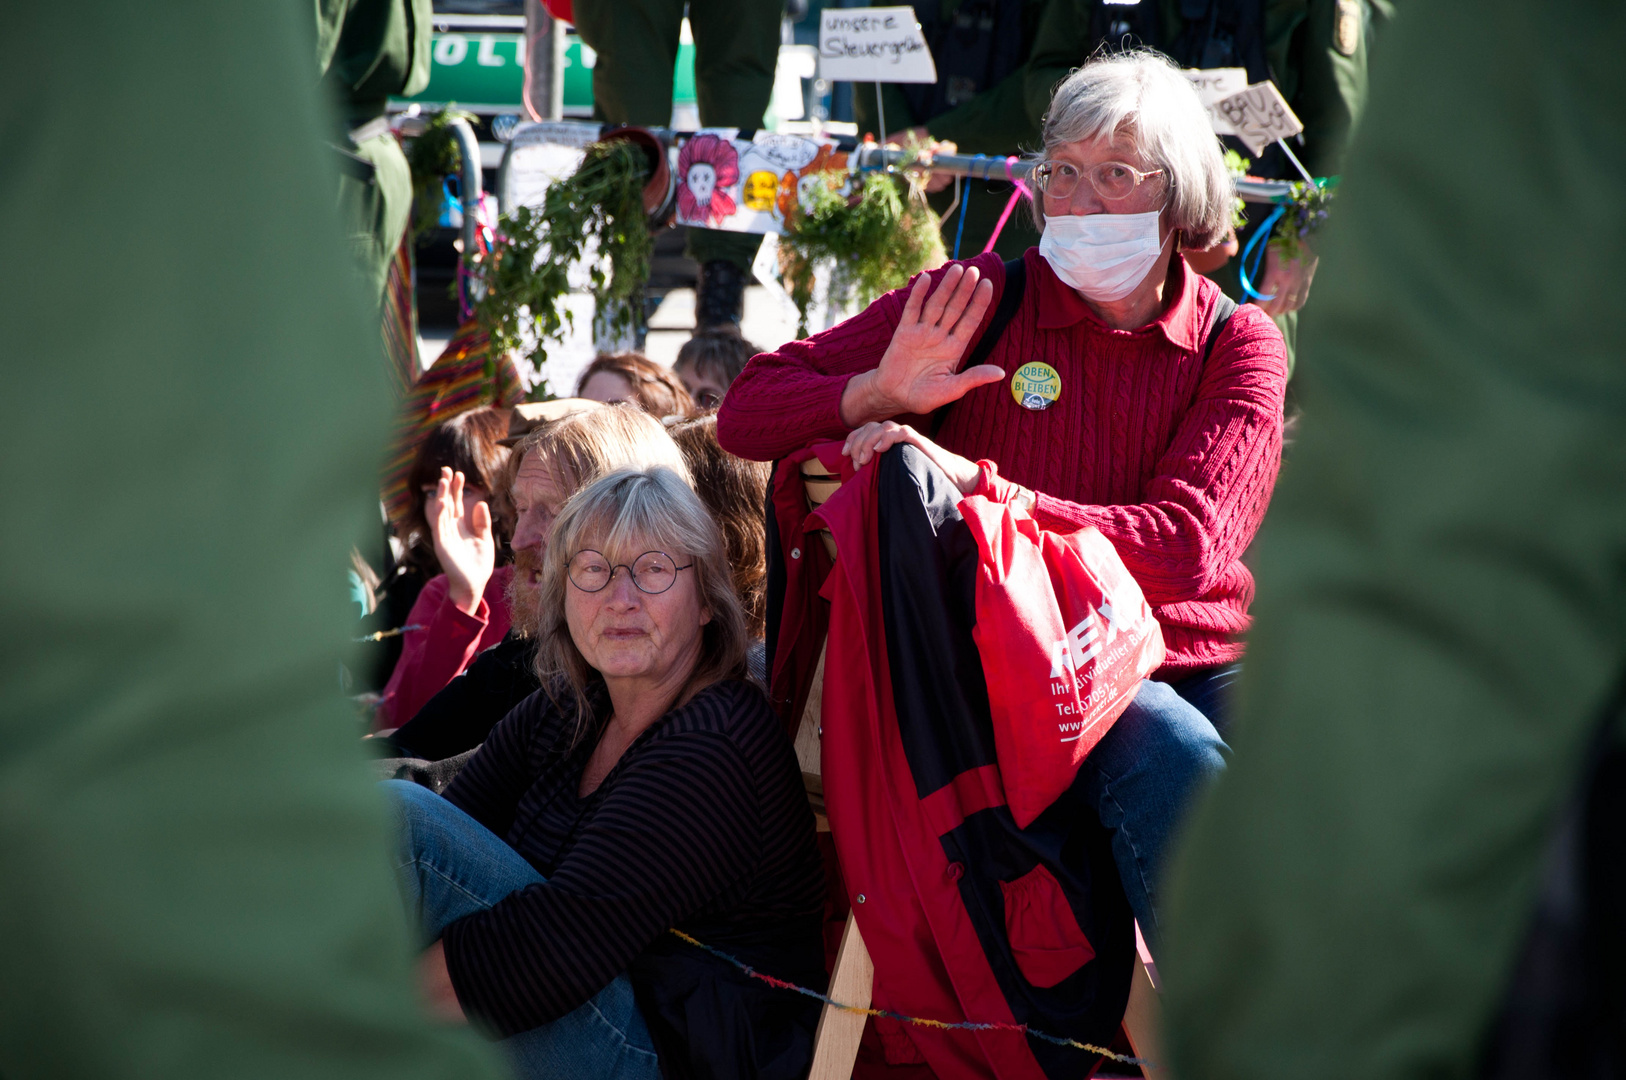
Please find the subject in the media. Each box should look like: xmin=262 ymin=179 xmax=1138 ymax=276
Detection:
xmin=765 ymin=442 xmax=1134 ymax=1080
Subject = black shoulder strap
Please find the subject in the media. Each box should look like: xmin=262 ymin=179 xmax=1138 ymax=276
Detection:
xmin=1202 ymin=293 xmax=1240 ymax=367
xmin=968 ymin=256 xmax=1027 ymax=371
xmin=931 ymin=256 xmax=1025 ymax=437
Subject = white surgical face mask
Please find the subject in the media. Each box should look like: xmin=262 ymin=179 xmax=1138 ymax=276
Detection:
xmin=1039 ymin=211 xmax=1171 ymax=303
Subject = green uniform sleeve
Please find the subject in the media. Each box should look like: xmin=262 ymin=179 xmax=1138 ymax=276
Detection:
xmin=0 ymin=5 xmax=504 ymax=1078
xmin=1162 ymin=2 xmax=1626 ymax=1077
xmin=852 ymin=0 xmax=1058 ymax=155
xmin=1264 ymin=0 xmax=1393 ymax=176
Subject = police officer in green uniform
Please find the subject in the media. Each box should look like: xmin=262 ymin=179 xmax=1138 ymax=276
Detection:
xmin=2 ymin=4 xmax=507 ymax=1078
xmin=572 ymin=0 xmax=785 ymax=329
xmin=857 ymin=0 xmax=1389 ymax=373
xmin=318 ymin=0 xmax=434 ymax=307
xmin=1161 ymin=1 xmax=1626 ymax=1074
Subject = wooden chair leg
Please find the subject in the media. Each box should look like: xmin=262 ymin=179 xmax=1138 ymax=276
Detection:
xmin=1122 ymin=923 xmax=1169 ymax=1079
xmin=807 ymin=911 xmax=874 ymax=1080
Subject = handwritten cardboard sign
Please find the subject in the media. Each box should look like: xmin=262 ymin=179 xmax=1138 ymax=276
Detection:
xmin=1183 ymin=67 xmax=1249 ymax=136
xmin=1214 ymin=81 xmax=1304 ymax=155
xmin=819 ymin=6 xmax=937 ymax=84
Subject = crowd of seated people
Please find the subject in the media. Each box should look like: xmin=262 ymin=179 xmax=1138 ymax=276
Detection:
xmin=375 ymin=407 xmax=513 ymax=730
xmin=367 ymin=50 xmax=1288 ymax=1080
xmin=672 ymin=327 xmax=760 ymax=410
xmin=576 ymin=351 xmax=695 ymax=418
xmin=384 ymin=403 xmax=691 ymax=762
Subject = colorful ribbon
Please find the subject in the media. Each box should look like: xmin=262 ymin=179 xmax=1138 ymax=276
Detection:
xmin=1238 ymin=203 xmax=1286 ymax=302
xmin=982 ymin=156 xmax=1033 ymax=256
xmin=353 ymin=624 xmax=424 ymax=643
xmin=667 ymin=928 xmax=1149 ymax=1066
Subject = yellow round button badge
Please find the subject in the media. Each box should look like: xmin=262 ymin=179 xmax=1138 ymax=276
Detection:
xmin=1011 ymin=361 xmax=1061 ymax=411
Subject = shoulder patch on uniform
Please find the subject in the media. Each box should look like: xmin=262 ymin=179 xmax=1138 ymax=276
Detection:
xmin=1334 ymin=0 xmax=1361 ymax=56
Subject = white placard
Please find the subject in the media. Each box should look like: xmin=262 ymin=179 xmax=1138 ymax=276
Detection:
xmin=1213 ymin=81 xmax=1304 ymax=156
xmin=1183 ymin=68 xmax=1248 ymax=136
xmin=818 ymin=6 xmax=937 ymax=84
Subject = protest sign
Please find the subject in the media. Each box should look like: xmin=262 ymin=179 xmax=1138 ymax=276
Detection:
xmin=673 ymin=128 xmax=853 ymax=235
xmin=1183 ymin=67 xmax=1249 ymax=136
xmin=1214 ymin=81 xmax=1305 ymax=156
xmin=818 ymin=6 xmax=937 ymax=84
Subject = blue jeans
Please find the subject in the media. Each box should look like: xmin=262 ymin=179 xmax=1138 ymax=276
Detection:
xmin=1077 ymin=674 xmax=1232 ymax=956
xmin=384 ymin=779 xmax=662 ymax=1080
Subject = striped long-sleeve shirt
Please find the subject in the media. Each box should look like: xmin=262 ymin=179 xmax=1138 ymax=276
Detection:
xmin=440 ymin=678 xmax=826 ymax=1077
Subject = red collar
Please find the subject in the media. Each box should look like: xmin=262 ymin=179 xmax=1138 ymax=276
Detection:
xmin=1030 ymin=247 xmax=1204 ymax=353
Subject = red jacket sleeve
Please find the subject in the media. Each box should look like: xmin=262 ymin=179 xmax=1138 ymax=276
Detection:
xmin=376 ymin=568 xmax=513 ymax=730
xmin=716 ymin=253 xmax=1008 ymax=462
xmin=976 ymin=305 xmax=1288 ymax=606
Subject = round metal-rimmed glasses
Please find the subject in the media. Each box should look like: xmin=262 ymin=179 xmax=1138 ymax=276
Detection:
xmin=568 ymin=549 xmax=694 ymax=595
xmin=1032 ymin=159 xmax=1166 ymax=202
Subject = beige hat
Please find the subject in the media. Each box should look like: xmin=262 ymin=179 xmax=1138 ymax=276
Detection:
xmin=499 ymin=398 xmax=603 ymax=446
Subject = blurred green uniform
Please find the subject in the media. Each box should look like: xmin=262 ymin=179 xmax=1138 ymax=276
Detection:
xmin=855 ymin=0 xmax=1386 ymax=328
xmin=1161 ymin=1 xmax=1626 ymax=1076
xmin=573 ymin=0 xmax=783 ymax=273
xmin=0 ymin=5 xmax=504 ymax=1078
xmin=318 ymin=0 xmax=433 ymax=304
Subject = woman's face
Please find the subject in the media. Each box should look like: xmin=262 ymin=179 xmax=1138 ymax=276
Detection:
xmin=565 ymin=536 xmax=711 ymax=686
xmin=674 ymin=360 xmax=728 ymax=410
xmin=686 ymin=162 xmax=717 ymax=206
xmin=580 ymin=370 xmax=636 ymax=405
xmin=1043 ymin=133 xmax=1170 ymax=236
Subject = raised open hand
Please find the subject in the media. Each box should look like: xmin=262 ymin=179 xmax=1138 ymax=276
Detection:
xmin=428 ymin=466 xmax=496 ymax=616
xmin=839 ymin=264 xmax=1001 ymax=427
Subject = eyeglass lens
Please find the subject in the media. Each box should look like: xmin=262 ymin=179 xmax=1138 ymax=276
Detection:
xmin=568 ymin=550 xmax=684 ymax=594
xmin=1039 ymin=161 xmax=1150 ymax=202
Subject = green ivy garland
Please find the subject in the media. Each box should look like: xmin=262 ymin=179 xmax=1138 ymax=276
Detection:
xmin=474 ymin=139 xmax=652 ymax=398
xmin=780 ymin=169 xmax=945 ymax=338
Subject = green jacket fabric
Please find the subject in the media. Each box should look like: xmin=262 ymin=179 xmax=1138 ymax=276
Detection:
xmin=317 ymin=0 xmax=434 ymax=126
xmin=0 ymin=6 xmax=506 ymax=1078
xmin=1160 ymin=2 xmax=1626 ymax=1076
xmin=318 ymin=0 xmax=431 ymax=301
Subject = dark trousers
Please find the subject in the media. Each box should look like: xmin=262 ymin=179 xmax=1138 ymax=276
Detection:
xmin=574 ymin=0 xmax=781 ymax=272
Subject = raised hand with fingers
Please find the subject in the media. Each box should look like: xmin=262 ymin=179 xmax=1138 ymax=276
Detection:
xmin=839 ymin=264 xmax=1002 ymax=428
xmin=428 ymin=466 xmax=496 ymax=617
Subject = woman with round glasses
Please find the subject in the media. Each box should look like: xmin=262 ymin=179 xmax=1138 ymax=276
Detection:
xmin=718 ymin=50 xmax=1288 ymax=955
xmin=385 ymin=466 xmax=826 ymax=1080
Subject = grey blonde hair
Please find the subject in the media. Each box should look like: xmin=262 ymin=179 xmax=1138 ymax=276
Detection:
xmin=534 ymin=466 xmax=747 ymax=739
xmin=509 ymin=402 xmax=691 ymax=498
xmin=1037 ymin=50 xmax=1232 ymax=249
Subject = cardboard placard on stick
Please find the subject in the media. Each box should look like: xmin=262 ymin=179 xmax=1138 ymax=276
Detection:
xmin=818 ymin=6 xmax=937 ymax=84
xmin=1214 ymin=81 xmax=1304 ymax=156
xmin=1183 ymin=68 xmax=1249 ymax=136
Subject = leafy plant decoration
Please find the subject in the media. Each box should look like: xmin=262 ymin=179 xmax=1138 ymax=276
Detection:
xmin=1268 ymin=179 xmax=1335 ymax=263
xmin=780 ymin=169 xmax=945 ymax=338
xmin=405 ymin=107 xmax=475 ymax=240
xmin=474 ymin=139 xmax=652 ymax=398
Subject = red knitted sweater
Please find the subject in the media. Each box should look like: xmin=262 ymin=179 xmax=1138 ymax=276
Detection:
xmin=717 ymin=249 xmax=1288 ymax=673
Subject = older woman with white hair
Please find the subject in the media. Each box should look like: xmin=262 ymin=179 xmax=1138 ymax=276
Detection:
xmin=718 ymin=50 xmax=1288 ymax=953
xmin=385 ymin=467 xmax=826 ymax=1080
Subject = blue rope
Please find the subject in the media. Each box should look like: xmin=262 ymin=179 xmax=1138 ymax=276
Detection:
xmin=1238 ymin=204 xmax=1286 ymax=302
xmin=955 ymin=155 xmax=988 ymax=260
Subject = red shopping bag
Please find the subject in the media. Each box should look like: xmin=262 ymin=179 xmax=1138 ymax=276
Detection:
xmin=960 ymin=495 xmax=1164 ymax=828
